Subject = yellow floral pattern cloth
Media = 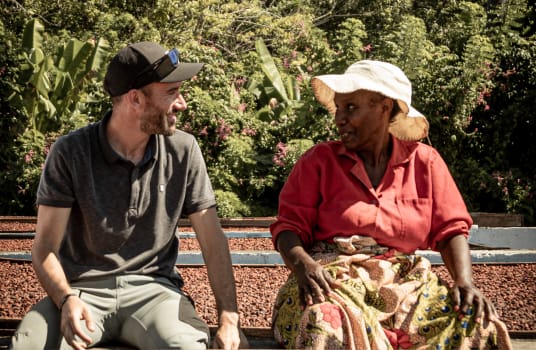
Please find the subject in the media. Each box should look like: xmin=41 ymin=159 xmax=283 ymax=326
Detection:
xmin=272 ymin=237 xmax=512 ymax=350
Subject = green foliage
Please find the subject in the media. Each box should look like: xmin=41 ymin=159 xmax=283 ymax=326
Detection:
xmin=434 ymin=1 xmax=488 ymax=53
xmin=0 ymin=18 xmax=29 ymax=214
xmin=272 ymin=139 xmax=315 ymax=175
xmin=0 ymin=0 xmax=534 ymax=223
xmin=214 ymin=189 xmax=251 ymax=218
xmin=328 ymin=18 xmax=368 ymax=70
xmin=463 ymin=33 xmax=536 ymax=224
xmin=1 ymin=18 xmax=109 ymax=214
xmin=9 ymin=19 xmax=110 ymax=134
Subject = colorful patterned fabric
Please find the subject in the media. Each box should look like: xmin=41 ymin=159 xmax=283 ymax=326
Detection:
xmin=272 ymin=240 xmax=512 ymax=350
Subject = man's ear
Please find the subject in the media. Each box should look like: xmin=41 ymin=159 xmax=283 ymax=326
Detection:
xmin=126 ymin=89 xmax=144 ymax=109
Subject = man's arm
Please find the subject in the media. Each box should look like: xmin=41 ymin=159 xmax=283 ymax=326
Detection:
xmin=189 ymin=207 xmax=248 ymax=349
xmin=33 ymin=205 xmax=94 ymax=350
xmin=33 ymin=205 xmax=72 ymax=307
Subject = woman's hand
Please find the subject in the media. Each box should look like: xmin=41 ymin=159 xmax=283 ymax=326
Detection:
xmin=450 ymin=279 xmax=498 ymax=324
xmin=438 ymin=234 xmax=498 ymax=324
xmin=294 ymin=259 xmax=339 ymax=306
xmin=276 ymin=230 xmax=340 ymax=307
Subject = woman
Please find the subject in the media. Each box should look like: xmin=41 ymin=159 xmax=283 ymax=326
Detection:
xmin=270 ymin=60 xmax=512 ymax=349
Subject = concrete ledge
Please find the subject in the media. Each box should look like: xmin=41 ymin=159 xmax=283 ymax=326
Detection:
xmin=469 ymin=227 xmax=536 ymax=249
xmin=2 ymin=249 xmax=536 ymax=265
xmin=3 ymin=226 xmax=536 ymax=249
xmin=174 ymin=250 xmax=536 ymax=265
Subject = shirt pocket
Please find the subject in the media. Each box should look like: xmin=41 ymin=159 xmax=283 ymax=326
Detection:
xmin=397 ymin=198 xmax=432 ymax=246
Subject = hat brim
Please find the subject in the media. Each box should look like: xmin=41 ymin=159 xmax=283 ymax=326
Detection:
xmin=311 ymin=76 xmax=429 ymax=141
xmin=161 ymin=63 xmax=204 ymax=83
xmin=390 ymin=106 xmax=429 ymax=141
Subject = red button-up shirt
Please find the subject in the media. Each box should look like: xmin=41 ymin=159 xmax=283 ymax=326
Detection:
xmin=270 ymin=137 xmax=472 ymax=253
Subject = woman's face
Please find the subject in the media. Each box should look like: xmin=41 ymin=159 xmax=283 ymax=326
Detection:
xmin=333 ymin=90 xmax=391 ymax=152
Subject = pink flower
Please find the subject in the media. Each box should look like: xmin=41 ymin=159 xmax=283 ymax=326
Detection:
xmin=198 ymin=126 xmax=208 ymax=136
xmin=234 ymin=77 xmax=246 ymax=87
xmin=283 ymin=58 xmax=290 ymax=69
xmin=24 ymin=150 xmax=35 ymax=163
xmin=276 ymin=142 xmax=285 ymax=153
xmin=216 ymin=119 xmax=232 ymax=140
xmin=237 ymin=102 xmax=247 ymax=113
xmin=241 ymin=128 xmax=256 ymax=136
xmin=272 ymin=142 xmax=288 ymax=167
xmin=272 ymin=156 xmax=284 ymax=167
xmin=182 ymin=122 xmax=193 ymax=133
xmin=319 ymin=303 xmax=342 ymax=329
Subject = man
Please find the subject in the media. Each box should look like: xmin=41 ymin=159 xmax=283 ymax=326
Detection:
xmin=10 ymin=41 xmax=247 ymax=350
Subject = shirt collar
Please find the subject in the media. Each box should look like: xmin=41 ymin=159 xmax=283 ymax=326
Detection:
xmin=335 ymin=134 xmax=418 ymax=166
xmin=98 ymin=111 xmax=156 ymax=165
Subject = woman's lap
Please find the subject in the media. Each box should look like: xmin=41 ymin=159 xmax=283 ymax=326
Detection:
xmin=272 ymin=252 xmax=511 ymax=350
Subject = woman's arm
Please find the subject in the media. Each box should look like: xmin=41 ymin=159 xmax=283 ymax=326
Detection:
xmin=276 ymin=230 xmax=340 ymax=306
xmin=437 ymin=234 xmax=498 ymax=324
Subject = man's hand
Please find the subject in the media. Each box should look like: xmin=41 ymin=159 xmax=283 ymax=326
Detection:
xmin=211 ymin=323 xmax=249 ymax=350
xmin=60 ymin=295 xmax=95 ymax=350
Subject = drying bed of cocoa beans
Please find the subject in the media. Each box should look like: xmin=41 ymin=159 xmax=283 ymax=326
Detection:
xmin=1 ymin=220 xmax=535 ymax=332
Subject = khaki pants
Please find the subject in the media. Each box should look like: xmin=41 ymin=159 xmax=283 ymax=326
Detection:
xmin=10 ymin=275 xmax=209 ymax=349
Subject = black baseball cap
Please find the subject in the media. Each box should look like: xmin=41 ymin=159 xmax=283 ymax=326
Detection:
xmin=104 ymin=41 xmax=204 ymax=97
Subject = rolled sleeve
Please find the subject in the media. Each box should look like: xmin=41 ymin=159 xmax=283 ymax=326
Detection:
xmin=270 ymin=149 xmax=321 ymax=249
xmin=427 ymin=150 xmax=472 ymax=250
xmin=36 ymin=136 xmax=76 ymax=208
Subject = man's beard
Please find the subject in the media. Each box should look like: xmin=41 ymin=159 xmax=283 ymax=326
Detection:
xmin=140 ymin=102 xmax=175 ymax=136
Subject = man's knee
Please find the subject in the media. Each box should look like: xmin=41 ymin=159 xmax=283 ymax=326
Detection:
xmin=10 ymin=327 xmax=44 ymax=350
xmin=10 ymin=299 xmax=62 ymax=350
xmin=148 ymin=332 xmax=209 ymax=349
xmin=123 ymin=294 xmax=210 ymax=349
xmin=123 ymin=316 xmax=209 ymax=349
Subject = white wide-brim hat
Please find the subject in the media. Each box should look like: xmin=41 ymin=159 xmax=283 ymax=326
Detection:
xmin=311 ymin=60 xmax=429 ymax=141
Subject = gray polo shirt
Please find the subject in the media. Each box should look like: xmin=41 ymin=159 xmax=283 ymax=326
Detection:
xmin=36 ymin=112 xmax=216 ymax=287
